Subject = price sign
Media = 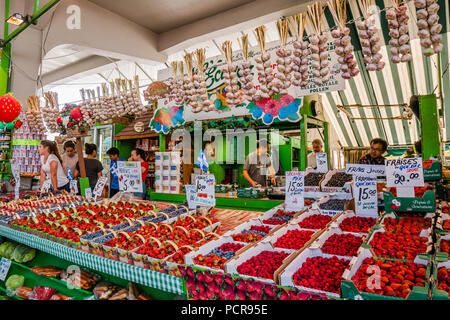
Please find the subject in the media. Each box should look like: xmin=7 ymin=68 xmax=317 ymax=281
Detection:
xmin=41 ymin=179 xmax=51 ymax=194
xmin=118 ymin=161 xmax=143 ymax=193
xmin=194 ymin=175 xmax=215 ymax=207
xmin=93 ymin=175 xmax=108 ymax=198
xmin=285 ymin=171 xmax=305 ymax=211
xmin=185 ymin=185 xmax=197 ymax=209
xmin=0 ymin=258 xmax=11 ymax=281
xmin=385 ymin=157 xmax=424 ymax=188
xmin=353 ymin=175 xmax=378 ymax=216
xmin=346 ymin=164 xmax=385 ymax=177
xmin=70 ymin=180 xmax=78 ymax=195
xmin=84 ymin=188 xmax=93 ymax=200
xmin=316 ymin=153 xmax=328 ymax=173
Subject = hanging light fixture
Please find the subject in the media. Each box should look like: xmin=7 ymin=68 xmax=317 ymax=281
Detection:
xmin=6 ymin=13 xmax=31 ymax=26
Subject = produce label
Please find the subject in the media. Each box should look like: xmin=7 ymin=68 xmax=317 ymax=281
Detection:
xmin=93 ymin=175 xmax=108 ymax=198
xmin=385 ymin=157 xmax=424 ymax=188
xmin=194 ymin=175 xmax=215 ymax=207
xmin=117 ymin=161 xmax=143 ymax=193
xmin=185 ymin=185 xmax=197 ymax=209
xmin=383 ymin=191 xmax=435 ymax=213
xmin=0 ymin=258 xmax=11 ymax=281
xmin=353 ymin=176 xmax=377 ymax=216
xmin=316 ymin=153 xmax=328 ymax=173
xmin=70 ymin=180 xmax=78 ymax=195
xmin=84 ymin=188 xmax=92 ymax=200
xmin=285 ymin=171 xmax=305 ymax=211
xmin=345 ymin=164 xmax=385 ymax=177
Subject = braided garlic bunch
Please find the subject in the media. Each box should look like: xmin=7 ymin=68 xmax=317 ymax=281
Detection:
xmin=221 ymin=41 xmax=241 ymax=107
xmin=184 ymin=53 xmax=201 ymax=113
xmin=254 ymin=25 xmax=273 ymax=99
xmin=237 ymin=34 xmax=256 ymax=102
xmin=175 ymin=62 xmax=187 ymax=105
xmin=26 ymin=95 xmax=45 ymax=134
xmin=415 ymin=0 xmax=443 ymax=56
xmin=290 ymin=14 xmax=310 ymax=88
xmin=79 ymin=89 xmax=95 ymax=126
xmin=273 ymin=19 xmax=292 ymax=95
xmin=42 ymin=92 xmax=60 ymax=133
xmin=386 ymin=4 xmax=412 ymax=63
xmin=194 ymin=49 xmax=213 ymax=112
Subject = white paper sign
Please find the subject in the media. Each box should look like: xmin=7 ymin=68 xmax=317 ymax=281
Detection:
xmin=41 ymin=179 xmax=51 ymax=194
xmin=0 ymin=258 xmax=12 ymax=281
xmin=118 ymin=161 xmax=143 ymax=193
xmin=70 ymin=180 xmax=78 ymax=195
xmin=93 ymin=176 xmax=108 ymax=198
xmin=84 ymin=188 xmax=92 ymax=200
xmin=194 ymin=175 xmax=216 ymax=207
xmin=385 ymin=157 xmax=424 ymax=188
xmin=396 ymin=187 xmax=415 ymax=198
xmin=316 ymin=153 xmax=328 ymax=173
xmin=185 ymin=185 xmax=197 ymax=209
xmin=285 ymin=171 xmax=305 ymax=211
xmin=353 ymin=176 xmax=378 ymax=216
xmin=345 ymin=164 xmax=385 ymax=177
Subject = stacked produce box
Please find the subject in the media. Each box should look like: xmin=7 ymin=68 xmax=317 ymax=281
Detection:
xmin=155 ymin=151 xmax=181 ymax=194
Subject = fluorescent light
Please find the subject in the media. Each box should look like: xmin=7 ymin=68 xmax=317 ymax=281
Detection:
xmin=6 ymin=13 xmax=25 ymax=26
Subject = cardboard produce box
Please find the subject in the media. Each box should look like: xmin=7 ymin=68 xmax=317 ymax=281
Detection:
xmin=289 ymin=208 xmax=343 ymax=232
xmin=261 ymin=224 xmax=322 ymax=254
xmin=320 ymin=169 xmax=352 ymax=194
xmin=309 ymin=227 xmax=367 ymax=258
xmin=329 ymin=210 xmax=380 ymax=235
xmin=430 ymin=259 xmax=450 ymax=300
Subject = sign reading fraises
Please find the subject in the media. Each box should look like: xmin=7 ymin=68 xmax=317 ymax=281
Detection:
xmin=353 ymin=176 xmax=378 ymax=216
xmin=194 ymin=175 xmax=215 ymax=207
xmin=385 ymin=157 xmax=424 ymax=188
xmin=118 ymin=161 xmax=143 ymax=193
xmin=285 ymin=171 xmax=305 ymax=211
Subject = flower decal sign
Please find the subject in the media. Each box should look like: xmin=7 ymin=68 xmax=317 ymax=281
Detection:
xmin=247 ymin=94 xmax=302 ymax=125
xmin=150 ymin=99 xmax=185 ymax=134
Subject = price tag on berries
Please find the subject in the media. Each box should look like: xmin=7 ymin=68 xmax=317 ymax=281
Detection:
xmin=185 ymin=185 xmax=197 ymax=209
xmin=84 ymin=188 xmax=93 ymax=200
xmin=194 ymin=175 xmax=215 ymax=207
xmin=353 ymin=175 xmax=377 ymax=216
xmin=41 ymin=179 xmax=51 ymax=194
xmin=385 ymin=157 xmax=424 ymax=188
xmin=93 ymin=176 xmax=108 ymax=198
xmin=0 ymin=258 xmax=11 ymax=281
xmin=70 ymin=180 xmax=78 ymax=195
xmin=285 ymin=171 xmax=305 ymax=211
xmin=316 ymin=153 xmax=328 ymax=173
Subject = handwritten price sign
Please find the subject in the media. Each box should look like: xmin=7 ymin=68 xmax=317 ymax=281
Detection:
xmin=194 ymin=175 xmax=216 ymax=207
xmin=353 ymin=176 xmax=378 ymax=216
xmin=118 ymin=161 xmax=143 ymax=193
xmin=346 ymin=164 xmax=385 ymax=177
xmin=285 ymin=171 xmax=305 ymax=211
xmin=316 ymin=153 xmax=328 ymax=173
xmin=385 ymin=157 xmax=424 ymax=188
xmin=185 ymin=185 xmax=197 ymax=209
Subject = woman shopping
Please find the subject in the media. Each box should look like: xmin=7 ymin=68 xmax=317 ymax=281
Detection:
xmin=39 ymin=140 xmax=70 ymax=192
xmin=74 ymin=143 xmax=104 ymax=191
xmin=129 ymin=148 xmax=149 ymax=200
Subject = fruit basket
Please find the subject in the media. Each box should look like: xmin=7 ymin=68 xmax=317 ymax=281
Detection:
xmin=364 ymin=225 xmax=432 ymax=261
xmin=320 ymin=170 xmax=352 ymax=194
xmin=312 ymin=195 xmax=350 ymax=215
xmin=225 ymin=242 xmax=295 ymax=285
xmin=262 ymin=224 xmax=320 ymax=254
xmin=329 ymin=210 xmax=379 ymax=234
xmin=435 ymin=211 xmax=450 ymax=235
xmin=303 ymin=169 xmax=325 ymax=192
xmin=341 ymin=248 xmax=431 ymax=300
xmin=258 ymin=205 xmax=304 ymax=226
xmin=309 ymin=227 xmax=366 ymax=258
xmin=289 ymin=209 xmax=340 ymax=232
xmin=430 ymin=260 xmax=450 ymax=300
xmin=184 ymin=235 xmax=250 ymax=272
xmin=435 ymin=234 xmax=450 ymax=261
xmin=223 ymin=218 xmax=282 ymax=243
xmin=278 ymin=248 xmax=352 ymax=298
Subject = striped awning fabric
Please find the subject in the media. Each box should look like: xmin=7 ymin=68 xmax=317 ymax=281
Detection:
xmin=317 ymin=0 xmax=449 ymax=147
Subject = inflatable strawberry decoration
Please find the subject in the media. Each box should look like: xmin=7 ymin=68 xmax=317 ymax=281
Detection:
xmin=0 ymin=93 xmax=21 ymax=123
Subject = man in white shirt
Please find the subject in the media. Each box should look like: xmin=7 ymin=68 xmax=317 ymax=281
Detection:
xmin=307 ymin=139 xmax=323 ymax=169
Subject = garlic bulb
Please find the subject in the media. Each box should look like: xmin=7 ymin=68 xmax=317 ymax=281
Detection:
xmin=414 ymin=0 xmax=443 ymax=56
xmin=386 ymin=6 xmax=412 ymax=63
xmin=356 ymin=17 xmax=385 ymax=71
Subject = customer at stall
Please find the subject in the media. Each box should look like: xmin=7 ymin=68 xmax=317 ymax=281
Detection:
xmin=74 ymin=143 xmax=103 ymax=191
xmin=39 ymin=140 xmax=70 ymax=192
xmin=359 ymin=138 xmax=388 ymax=165
xmin=106 ymin=147 xmax=124 ymax=198
xmin=129 ymin=148 xmax=149 ymax=200
xmin=61 ymin=140 xmax=77 ymax=176
xmin=307 ymin=139 xmax=324 ymax=169
xmin=243 ymin=139 xmax=276 ymax=187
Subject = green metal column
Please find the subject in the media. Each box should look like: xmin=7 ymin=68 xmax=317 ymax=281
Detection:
xmin=419 ymin=94 xmax=440 ymax=160
xmin=323 ymin=121 xmax=330 ymax=168
xmin=0 ymin=0 xmax=11 ymax=95
xmin=300 ymin=115 xmax=308 ymax=171
xmin=159 ymin=133 xmax=166 ymax=151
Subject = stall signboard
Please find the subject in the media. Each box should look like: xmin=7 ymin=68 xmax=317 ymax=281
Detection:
xmin=316 ymin=153 xmax=328 ymax=173
xmin=185 ymin=185 xmax=197 ymax=209
xmin=149 ymin=100 xmax=185 ymax=134
xmin=11 ymin=161 xmax=20 ymax=199
xmin=385 ymin=157 xmax=424 ymax=188
xmin=156 ymin=39 xmax=344 ymax=124
xmin=353 ymin=176 xmax=378 ymax=216
xmin=0 ymin=258 xmax=11 ymax=281
xmin=84 ymin=188 xmax=93 ymax=200
xmin=345 ymin=164 xmax=385 ymax=177
xmin=117 ymin=161 xmax=143 ymax=193
xmin=194 ymin=175 xmax=216 ymax=207
xmin=285 ymin=171 xmax=305 ymax=211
